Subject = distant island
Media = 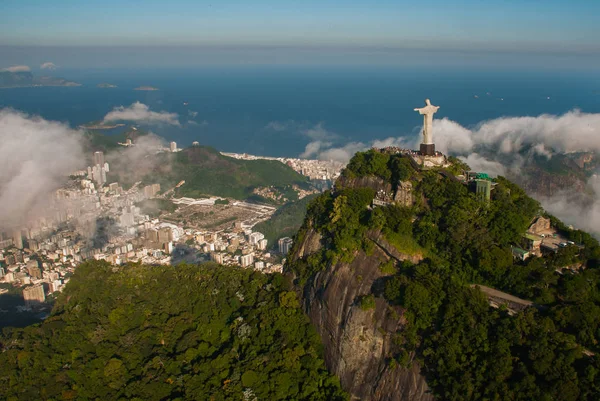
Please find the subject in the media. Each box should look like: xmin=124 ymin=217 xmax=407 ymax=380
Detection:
xmin=0 ymin=70 xmax=81 ymax=88
xmin=97 ymin=83 xmax=117 ymax=88
xmin=134 ymin=86 xmax=159 ymax=91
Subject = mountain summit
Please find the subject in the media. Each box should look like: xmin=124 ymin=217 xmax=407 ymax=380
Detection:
xmin=286 ymin=148 xmax=600 ymax=400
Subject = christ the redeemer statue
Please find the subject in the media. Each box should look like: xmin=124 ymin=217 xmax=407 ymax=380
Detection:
xmin=414 ymin=99 xmax=439 ymax=156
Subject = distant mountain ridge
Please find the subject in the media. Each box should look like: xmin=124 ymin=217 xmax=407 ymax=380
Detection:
xmin=476 ymin=145 xmax=600 ymax=197
xmin=0 ymin=70 xmax=80 ymax=88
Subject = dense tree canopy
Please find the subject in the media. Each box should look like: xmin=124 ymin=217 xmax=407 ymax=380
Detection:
xmin=253 ymin=194 xmax=319 ymax=246
xmin=0 ymin=262 xmax=346 ymax=401
xmin=146 ymin=146 xmax=308 ymax=200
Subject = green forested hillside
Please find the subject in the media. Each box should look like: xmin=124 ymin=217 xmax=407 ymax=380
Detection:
xmin=118 ymin=145 xmax=308 ymax=200
xmin=0 ymin=262 xmax=346 ymax=401
xmin=288 ymin=149 xmax=600 ymax=400
xmin=83 ymin=130 xmax=308 ymax=201
xmin=253 ymin=194 xmax=319 ymax=246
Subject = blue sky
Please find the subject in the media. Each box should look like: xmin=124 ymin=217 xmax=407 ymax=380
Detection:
xmin=1 ymin=0 xmax=599 ymax=68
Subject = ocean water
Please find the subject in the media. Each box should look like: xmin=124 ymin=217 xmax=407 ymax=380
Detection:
xmin=1 ymin=66 xmax=599 ymax=157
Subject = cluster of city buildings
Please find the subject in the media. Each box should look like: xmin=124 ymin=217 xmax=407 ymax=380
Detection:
xmin=73 ymin=151 xmax=111 ymax=187
xmin=221 ymin=152 xmax=345 ymax=181
xmin=0 ymin=246 xmax=69 ymax=310
xmin=0 ymin=148 xmax=299 ymax=311
xmin=191 ymin=226 xmax=292 ymax=274
xmin=206 ymin=226 xmax=281 ymax=273
xmin=511 ymin=216 xmax=579 ymax=263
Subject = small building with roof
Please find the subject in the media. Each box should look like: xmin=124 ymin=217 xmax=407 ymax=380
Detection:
xmin=511 ymin=246 xmax=530 ymax=261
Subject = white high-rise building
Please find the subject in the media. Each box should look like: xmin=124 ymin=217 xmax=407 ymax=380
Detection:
xmin=49 ymin=280 xmax=62 ymax=293
xmin=240 ymin=253 xmax=254 ymax=267
xmin=23 ymin=284 xmax=45 ymax=306
xmin=257 ymin=238 xmax=268 ymax=251
xmin=13 ymin=230 xmax=23 ymax=250
xmin=170 ymin=141 xmax=177 ymax=152
xmin=248 ymin=232 xmax=265 ymax=246
xmin=211 ymin=252 xmax=224 ymax=264
xmin=94 ymin=151 xmax=105 ymax=166
xmin=278 ymin=237 xmax=293 ymax=255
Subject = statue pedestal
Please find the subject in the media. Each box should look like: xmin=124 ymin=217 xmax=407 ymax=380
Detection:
xmin=420 ymin=143 xmax=435 ymax=156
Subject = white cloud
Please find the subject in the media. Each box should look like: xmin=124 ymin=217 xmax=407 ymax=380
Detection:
xmin=103 ymin=102 xmax=180 ymax=126
xmin=299 ymin=132 xmax=415 ymax=162
xmin=265 ymin=121 xmax=288 ymax=131
xmin=265 ymin=120 xmax=308 ymax=132
xmin=300 ymin=140 xmax=331 ymax=159
xmin=299 ymin=110 xmax=600 ymax=166
xmin=315 ymin=109 xmax=600 ymax=235
xmin=302 ymin=122 xmax=338 ymax=141
xmin=431 ymin=118 xmax=475 ymax=154
xmin=40 ymin=62 xmax=58 ymax=70
xmin=434 ymin=110 xmax=600 ymax=156
xmin=1 ymin=65 xmax=30 ymax=72
xmin=318 ymin=142 xmax=367 ymax=162
xmin=0 ymin=109 xmax=84 ymax=230
xmin=106 ymin=133 xmax=166 ymax=183
xmin=536 ymin=175 xmax=600 ymax=236
xmin=459 ymin=154 xmax=507 ymax=177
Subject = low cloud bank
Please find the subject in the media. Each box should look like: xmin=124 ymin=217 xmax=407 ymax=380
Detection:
xmin=0 ymin=107 xmax=172 ymax=236
xmin=298 ymin=110 xmax=600 ymax=235
xmin=106 ymin=133 xmax=167 ymax=183
xmin=0 ymin=109 xmax=85 ymax=230
xmin=298 ymin=122 xmax=413 ymax=162
xmin=40 ymin=62 xmax=58 ymax=70
xmin=1 ymin=65 xmax=31 ymax=72
xmin=433 ymin=110 xmax=600 ymax=156
xmin=536 ymin=175 xmax=600 ymax=235
xmin=103 ymin=102 xmax=180 ymax=126
xmin=302 ymin=110 xmax=600 ymax=165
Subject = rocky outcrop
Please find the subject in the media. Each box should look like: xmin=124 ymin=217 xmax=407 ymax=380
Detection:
xmin=336 ymin=175 xmax=393 ymax=195
xmin=293 ymin=225 xmax=323 ymax=260
xmin=394 ymin=180 xmax=414 ymax=207
xmin=367 ymin=231 xmax=423 ymax=265
xmin=516 ymin=167 xmax=586 ymax=196
xmin=292 ymin=227 xmax=433 ymax=401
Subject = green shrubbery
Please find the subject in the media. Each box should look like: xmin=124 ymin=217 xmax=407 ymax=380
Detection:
xmin=358 ymin=294 xmax=376 ymax=310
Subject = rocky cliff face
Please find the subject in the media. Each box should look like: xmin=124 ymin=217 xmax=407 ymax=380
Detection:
xmin=289 ymin=226 xmax=434 ymax=401
xmin=516 ymin=167 xmax=586 ymax=196
xmin=336 ymin=175 xmax=393 ymax=194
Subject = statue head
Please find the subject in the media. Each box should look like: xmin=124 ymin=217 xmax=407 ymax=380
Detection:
xmin=425 ymin=98 xmax=431 ymax=105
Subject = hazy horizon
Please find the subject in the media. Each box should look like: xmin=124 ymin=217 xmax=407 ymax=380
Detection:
xmin=2 ymin=0 xmax=600 ymax=70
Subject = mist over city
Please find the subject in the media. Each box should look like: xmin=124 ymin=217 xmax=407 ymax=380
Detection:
xmin=1 ymin=1 xmax=600 ymax=400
